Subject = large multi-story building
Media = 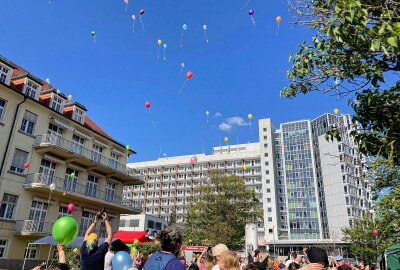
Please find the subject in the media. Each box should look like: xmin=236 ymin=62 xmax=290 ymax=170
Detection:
xmin=0 ymin=55 xmax=143 ymax=269
xmin=125 ymin=113 xmax=372 ymax=253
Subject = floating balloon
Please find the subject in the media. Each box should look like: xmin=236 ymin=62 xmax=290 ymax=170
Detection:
xmin=206 ymin=111 xmax=210 ymax=123
xmin=70 ymin=172 xmax=75 ymax=179
xmin=178 ymin=71 xmax=193 ymax=95
xmin=206 ymin=177 xmax=212 ymax=184
xmin=45 ymin=78 xmax=51 ymax=84
xmin=112 ymin=251 xmax=133 ymax=270
xmin=133 ymin=239 xmax=139 ymax=245
xmin=126 ymin=145 xmax=130 ymax=151
xmin=139 ymin=10 xmax=145 ymax=31
xmin=276 ymin=16 xmax=282 ymax=35
xmin=224 ymin=137 xmax=229 ymax=143
xmin=67 ymin=203 xmax=76 ymax=213
xmin=248 ymin=114 xmax=253 ymax=120
xmin=248 ymin=114 xmax=253 ymax=134
xmin=131 ymin=15 xmax=136 ymax=33
xmin=242 ymin=165 xmax=248 ymax=171
xmin=248 ymin=9 xmax=256 ymax=25
xmin=24 ymin=162 xmax=30 ymax=169
xmin=50 ymin=183 xmax=56 ymax=191
xmin=190 ymin=156 xmax=198 ymax=165
xmin=68 ymin=95 xmax=72 ymax=101
xmin=373 ymin=229 xmax=379 ymax=236
xmin=145 ymin=101 xmax=151 ymax=109
xmin=180 ymin=24 xmax=188 ymax=47
xmin=63 ymin=192 xmax=66 ymax=196
xmin=52 ymin=217 xmax=78 ymax=245
xmin=163 ymin=44 xmax=167 ymax=60
xmin=178 ymin=62 xmax=185 ymax=78
xmin=123 ymin=0 xmax=128 ymax=12
xmin=203 ymin=25 xmax=209 ymax=43
xmin=91 ymin=31 xmax=96 ymax=43
xmin=333 ymin=108 xmax=339 ymax=115
xmin=157 ymin=39 xmax=162 ymax=60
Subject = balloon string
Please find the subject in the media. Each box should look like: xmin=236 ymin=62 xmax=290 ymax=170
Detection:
xmin=251 ymin=16 xmax=256 ymax=26
xmin=178 ymin=68 xmax=183 ymax=78
xmin=133 ymin=21 xmax=135 ymax=33
xmin=178 ymin=79 xmax=188 ymax=95
xmin=93 ymin=36 xmax=96 ymax=44
xmin=163 ymin=47 xmax=166 ymax=61
xmin=203 ymin=30 xmax=209 ymax=43
xmin=276 ymin=23 xmax=280 ymax=36
xmin=157 ymin=45 xmax=160 ymax=60
xmin=140 ymin=16 xmax=145 ymax=31
xmin=180 ymin=30 xmax=184 ymax=48
xmin=125 ymin=4 xmax=127 ymax=12
xmin=240 ymin=0 xmax=250 ymax=10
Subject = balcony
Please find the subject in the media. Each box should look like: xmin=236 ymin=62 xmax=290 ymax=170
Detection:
xmin=15 ymin=220 xmax=52 ymax=236
xmin=25 ymin=173 xmax=142 ymax=214
xmin=33 ymin=134 xmax=143 ymax=184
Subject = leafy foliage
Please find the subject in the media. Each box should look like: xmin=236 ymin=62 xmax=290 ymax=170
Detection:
xmin=183 ymin=173 xmax=262 ymax=249
xmin=64 ymin=248 xmax=80 ymax=270
xmin=342 ymin=187 xmax=400 ymax=264
xmin=134 ymin=242 xmax=161 ymax=255
xmin=282 ymin=0 xmax=400 ymax=187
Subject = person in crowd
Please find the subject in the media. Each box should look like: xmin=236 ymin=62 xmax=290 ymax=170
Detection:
xmin=334 ymin=256 xmax=351 ymax=270
xmin=239 ymin=257 xmax=246 ymax=270
xmin=273 ymin=260 xmax=283 ymax=270
xmin=198 ymin=247 xmax=216 ymax=270
xmin=301 ymin=257 xmax=309 ymax=267
xmin=289 ymin=262 xmax=301 ymax=270
xmin=32 ymin=244 xmax=70 ymax=270
xmin=286 ymin=253 xmax=298 ymax=268
xmin=179 ymin=251 xmax=187 ymax=268
xmin=143 ymin=225 xmax=185 ymax=270
xmin=219 ymin=250 xmax=240 ymax=270
xmin=189 ymin=256 xmax=200 ymax=270
xmin=305 ymin=247 xmax=329 ymax=269
xmin=80 ymin=212 xmax=112 ymax=270
xmin=104 ymin=244 xmax=115 ymax=270
xmin=211 ymin=244 xmax=229 ymax=270
xmin=247 ymin=250 xmax=269 ymax=270
xmin=244 ymin=265 xmax=259 ymax=270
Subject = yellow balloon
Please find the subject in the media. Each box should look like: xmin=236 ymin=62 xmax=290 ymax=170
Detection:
xmin=333 ymin=108 xmax=339 ymax=115
xmin=224 ymin=137 xmax=229 ymax=143
xmin=242 ymin=165 xmax=248 ymax=171
xmin=157 ymin=39 xmax=162 ymax=45
xmin=68 ymin=95 xmax=72 ymax=100
xmin=133 ymin=239 xmax=139 ymax=245
xmin=248 ymin=114 xmax=253 ymax=120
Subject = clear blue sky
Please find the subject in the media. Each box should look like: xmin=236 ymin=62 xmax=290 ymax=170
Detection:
xmin=1 ymin=0 xmax=351 ymax=162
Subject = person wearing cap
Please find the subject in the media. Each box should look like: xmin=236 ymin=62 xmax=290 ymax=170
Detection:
xmin=211 ymin=244 xmax=229 ymax=270
xmin=334 ymin=256 xmax=351 ymax=270
xmin=80 ymin=212 xmax=112 ymax=270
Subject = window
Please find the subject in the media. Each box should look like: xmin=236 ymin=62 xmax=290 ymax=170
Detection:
xmin=266 ymin=179 xmax=270 ymax=184
xmin=268 ymin=207 xmax=272 ymax=212
xmin=91 ymin=144 xmax=103 ymax=163
xmin=28 ymin=200 xmax=48 ymax=233
xmin=0 ymin=64 xmax=10 ymax=84
xmin=58 ymin=205 xmax=69 ymax=219
xmin=129 ymin=219 xmax=139 ymax=227
xmin=72 ymin=134 xmax=84 ymax=155
xmin=65 ymin=168 xmax=78 ymax=192
xmin=264 ymin=153 xmax=268 ymax=157
xmin=266 ymin=198 xmax=271 ymax=203
xmin=266 ymin=188 xmax=271 ymax=193
xmin=265 ymin=161 xmax=269 ymax=166
xmin=20 ymin=110 xmax=37 ymax=135
xmin=147 ymin=220 xmax=154 ymax=229
xmin=110 ymin=153 xmax=119 ymax=169
xmin=86 ymin=175 xmax=98 ymax=197
xmin=24 ymin=244 xmax=39 ymax=259
xmin=156 ymin=222 xmax=162 ymax=230
xmin=263 ymin=135 xmax=268 ymax=139
xmin=264 ymin=143 xmax=268 ymax=147
xmin=39 ymin=159 xmax=56 ymax=185
xmin=0 ymin=193 xmax=18 ymax=219
xmin=73 ymin=108 xmax=84 ymax=124
xmin=106 ymin=182 xmax=116 ymax=202
xmin=119 ymin=219 xmax=126 ymax=227
xmin=25 ymin=81 xmax=39 ymax=99
xmin=0 ymin=240 xmax=8 ymax=259
xmin=10 ymin=149 xmax=29 ymax=174
xmin=263 ymin=128 xmax=267 ymax=132
xmin=268 ymin=217 xmax=273 ymax=222
xmin=0 ymin=98 xmax=6 ymax=121
xmin=51 ymin=95 xmax=64 ymax=113
xmin=79 ymin=211 xmax=96 ymax=236
xmin=265 ymin=170 xmax=270 ymax=175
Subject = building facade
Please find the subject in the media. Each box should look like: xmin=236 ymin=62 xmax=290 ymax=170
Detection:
xmin=125 ymin=113 xmax=372 ymax=252
xmin=0 ymin=55 xmax=143 ymax=269
xmin=119 ymin=214 xmax=168 ymax=233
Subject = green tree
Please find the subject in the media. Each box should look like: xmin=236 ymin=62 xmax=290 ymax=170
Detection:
xmin=282 ymin=0 xmax=400 ymax=169
xmin=184 ymin=173 xmax=262 ymax=249
xmin=342 ymin=187 xmax=400 ymax=263
xmin=168 ymin=208 xmax=177 ymax=226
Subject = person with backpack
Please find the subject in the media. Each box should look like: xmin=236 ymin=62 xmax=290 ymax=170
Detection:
xmin=143 ymin=225 xmax=185 ymax=270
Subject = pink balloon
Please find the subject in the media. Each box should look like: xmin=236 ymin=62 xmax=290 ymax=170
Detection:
xmin=373 ymin=229 xmax=379 ymax=236
xmin=124 ymin=0 xmax=128 ymax=4
xmin=24 ymin=162 xmax=30 ymax=169
xmin=67 ymin=203 xmax=76 ymax=213
xmin=190 ymin=156 xmax=198 ymax=165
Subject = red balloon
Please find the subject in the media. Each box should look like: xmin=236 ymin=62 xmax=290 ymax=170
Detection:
xmin=140 ymin=9 xmax=144 ymax=15
xmin=24 ymin=162 xmax=30 ymax=169
xmin=67 ymin=203 xmax=76 ymax=213
xmin=186 ymin=71 xmax=193 ymax=79
xmin=373 ymin=229 xmax=379 ymax=236
xmin=145 ymin=101 xmax=151 ymax=109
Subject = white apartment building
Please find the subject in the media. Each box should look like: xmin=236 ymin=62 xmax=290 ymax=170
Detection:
xmin=119 ymin=214 xmax=168 ymax=233
xmin=125 ymin=114 xmax=372 ymax=253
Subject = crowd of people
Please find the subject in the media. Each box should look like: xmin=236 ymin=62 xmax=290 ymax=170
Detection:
xmin=32 ymin=219 xmax=379 ymax=270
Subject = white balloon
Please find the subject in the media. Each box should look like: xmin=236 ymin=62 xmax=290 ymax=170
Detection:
xmin=206 ymin=111 xmax=209 ymax=116
xmin=49 ymin=183 xmax=56 ymax=191
xmin=205 ymin=177 xmax=212 ymax=184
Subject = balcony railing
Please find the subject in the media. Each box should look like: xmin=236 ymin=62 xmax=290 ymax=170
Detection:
xmin=25 ymin=173 xmax=124 ymax=205
xmin=33 ymin=134 xmax=139 ymax=178
xmin=15 ymin=220 xmax=52 ymax=235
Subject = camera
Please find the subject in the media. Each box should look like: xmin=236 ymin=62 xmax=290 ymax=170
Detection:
xmin=96 ymin=207 xmax=106 ymax=220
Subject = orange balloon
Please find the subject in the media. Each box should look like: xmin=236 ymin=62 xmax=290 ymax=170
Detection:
xmin=186 ymin=71 xmax=193 ymax=79
xmin=276 ymin=16 xmax=282 ymax=23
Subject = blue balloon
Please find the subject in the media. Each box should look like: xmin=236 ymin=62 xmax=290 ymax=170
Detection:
xmin=112 ymin=251 xmax=133 ymax=270
xmin=182 ymin=24 xmax=187 ymax=30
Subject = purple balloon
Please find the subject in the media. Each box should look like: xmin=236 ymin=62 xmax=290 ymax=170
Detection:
xmin=248 ymin=9 xmax=254 ymax=15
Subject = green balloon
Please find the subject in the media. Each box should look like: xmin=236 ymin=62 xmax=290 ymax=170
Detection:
xmin=70 ymin=172 xmax=75 ymax=178
xmin=52 ymin=217 xmax=78 ymax=245
xmin=125 ymin=145 xmax=130 ymax=150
